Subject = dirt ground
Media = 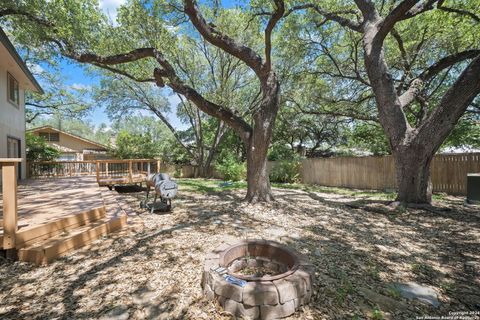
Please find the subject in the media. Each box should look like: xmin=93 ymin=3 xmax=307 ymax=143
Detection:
xmin=1 ymin=181 xmax=479 ymax=319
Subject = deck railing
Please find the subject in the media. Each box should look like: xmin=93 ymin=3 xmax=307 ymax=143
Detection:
xmin=28 ymin=159 xmax=161 ymax=185
xmin=1 ymin=158 xmax=21 ymax=255
xmin=95 ymin=159 xmax=160 ymax=186
xmin=28 ymin=161 xmax=97 ymax=177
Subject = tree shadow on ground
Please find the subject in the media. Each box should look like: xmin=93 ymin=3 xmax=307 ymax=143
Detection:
xmin=276 ymin=189 xmax=480 ymax=317
xmin=0 ymin=185 xmax=478 ymax=319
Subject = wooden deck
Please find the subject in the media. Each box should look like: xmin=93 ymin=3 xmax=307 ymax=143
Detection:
xmin=1 ymin=177 xmax=103 ymax=231
xmin=0 ymin=176 xmax=139 ymax=264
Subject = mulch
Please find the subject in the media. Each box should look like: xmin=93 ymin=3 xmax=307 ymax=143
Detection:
xmin=0 ymin=185 xmax=478 ymax=319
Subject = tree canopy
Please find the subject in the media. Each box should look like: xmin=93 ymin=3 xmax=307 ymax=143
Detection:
xmin=2 ymin=0 xmax=479 ymax=204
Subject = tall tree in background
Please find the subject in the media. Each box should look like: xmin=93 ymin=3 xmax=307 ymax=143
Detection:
xmin=9 ymin=36 xmax=92 ymax=123
xmin=96 ymin=29 xmax=257 ymax=178
xmin=1 ymin=0 xmax=289 ymax=202
xmin=293 ymin=0 xmax=480 ymax=204
xmin=25 ymin=73 xmax=91 ymax=123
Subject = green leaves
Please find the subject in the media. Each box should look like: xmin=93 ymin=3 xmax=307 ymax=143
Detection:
xmin=26 ymin=132 xmax=60 ymax=161
xmin=112 ymin=130 xmax=160 ymax=159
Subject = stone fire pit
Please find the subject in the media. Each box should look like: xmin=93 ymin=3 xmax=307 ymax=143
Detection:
xmin=202 ymin=239 xmax=314 ymax=319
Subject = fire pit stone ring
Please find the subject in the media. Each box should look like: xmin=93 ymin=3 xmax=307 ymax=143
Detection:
xmin=202 ymin=239 xmax=314 ymax=319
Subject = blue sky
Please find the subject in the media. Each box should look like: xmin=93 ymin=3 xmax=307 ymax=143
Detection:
xmin=53 ymin=57 xmax=184 ymax=129
xmin=50 ymin=57 xmax=185 ymax=130
xmin=37 ymin=0 xmax=240 ymax=131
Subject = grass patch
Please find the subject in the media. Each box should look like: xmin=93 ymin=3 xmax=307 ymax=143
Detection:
xmin=410 ymin=263 xmax=436 ymax=277
xmin=366 ymin=261 xmax=381 ymax=281
xmin=332 ymin=270 xmax=355 ymax=304
xmin=371 ymin=307 xmax=385 ymax=320
xmin=385 ymin=285 xmax=402 ymax=299
xmin=272 ymin=182 xmax=396 ymax=201
xmin=178 ymin=178 xmax=447 ymax=202
xmin=439 ymin=281 xmax=455 ymax=294
xmin=178 ymin=179 xmax=247 ymax=193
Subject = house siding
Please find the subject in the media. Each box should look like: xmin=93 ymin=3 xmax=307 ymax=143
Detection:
xmin=31 ymin=128 xmax=107 ymax=161
xmin=0 ymin=63 xmax=26 ymax=179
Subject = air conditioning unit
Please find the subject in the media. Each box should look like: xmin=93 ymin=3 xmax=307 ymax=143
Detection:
xmin=467 ymin=173 xmax=480 ymax=204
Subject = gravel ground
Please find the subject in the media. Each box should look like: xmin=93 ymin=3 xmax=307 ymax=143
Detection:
xmin=0 ymin=182 xmax=479 ymax=320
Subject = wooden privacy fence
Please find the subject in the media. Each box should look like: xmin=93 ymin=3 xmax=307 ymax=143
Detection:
xmin=273 ymin=153 xmax=480 ymax=195
xmin=27 ymin=153 xmax=480 ymax=195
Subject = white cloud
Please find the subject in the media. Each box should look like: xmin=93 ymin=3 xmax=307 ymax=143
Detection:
xmin=165 ymin=25 xmax=179 ymax=34
xmin=71 ymin=83 xmax=91 ymax=90
xmin=26 ymin=62 xmax=45 ymax=75
xmin=99 ymin=0 xmax=127 ymax=25
xmin=167 ymin=94 xmax=181 ymax=108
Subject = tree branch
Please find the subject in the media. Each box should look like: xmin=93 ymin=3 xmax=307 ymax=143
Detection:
xmin=0 ymin=8 xmax=54 ymax=27
xmin=183 ymin=0 xmax=265 ymax=77
xmin=264 ymin=0 xmax=285 ymax=72
xmin=381 ymin=0 xmax=419 ymax=30
xmin=437 ymin=0 xmax=480 ymax=22
xmin=150 ymin=50 xmax=253 ymax=141
xmin=64 ymin=48 xmax=156 ymax=65
xmin=286 ymin=4 xmax=362 ymax=32
xmin=419 ymin=49 xmax=480 ymax=81
xmin=299 ymin=108 xmax=378 ymax=122
xmin=398 ymin=49 xmax=480 ymax=107
xmin=376 ymin=0 xmax=432 ymax=43
xmin=353 ymin=0 xmax=379 ymax=22
xmin=53 ymin=43 xmax=254 ymax=141
xmin=419 ymin=55 xmax=480 ymax=150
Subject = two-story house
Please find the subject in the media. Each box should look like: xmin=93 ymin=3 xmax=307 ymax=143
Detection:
xmin=0 ymin=28 xmax=43 ymax=179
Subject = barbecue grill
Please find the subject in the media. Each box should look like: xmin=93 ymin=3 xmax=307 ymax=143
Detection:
xmin=141 ymin=173 xmax=178 ymax=212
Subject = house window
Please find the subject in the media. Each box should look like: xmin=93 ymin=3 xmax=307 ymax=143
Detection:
xmin=39 ymin=132 xmax=60 ymax=142
xmin=7 ymin=72 xmax=19 ymax=106
xmin=58 ymin=153 xmax=76 ymax=161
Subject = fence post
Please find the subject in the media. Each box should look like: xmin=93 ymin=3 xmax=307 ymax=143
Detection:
xmin=129 ymin=160 xmax=133 ymax=183
xmin=157 ymin=160 xmax=161 ymax=173
xmin=1 ymin=158 xmax=21 ymax=254
xmin=96 ymin=161 xmax=100 ymax=183
xmin=147 ymin=162 xmax=151 ymax=175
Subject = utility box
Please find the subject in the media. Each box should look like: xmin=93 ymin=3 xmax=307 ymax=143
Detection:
xmin=467 ymin=174 xmax=480 ymax=204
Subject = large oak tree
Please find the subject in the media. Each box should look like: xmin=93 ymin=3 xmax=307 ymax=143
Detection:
xmin=1 ymin=0 xmax=290 ymax=202
xmin=293 ymin=0 xmax=480 ymax=204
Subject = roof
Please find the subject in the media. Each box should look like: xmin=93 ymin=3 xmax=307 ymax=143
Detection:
xmin=27 ymin=126 xmax=108 ymax=150
xmin=0 ymin=27 xmax=44 ymax=94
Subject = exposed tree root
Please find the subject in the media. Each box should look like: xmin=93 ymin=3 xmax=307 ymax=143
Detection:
xmin=244 ymin=192 xmax=275 ymax=203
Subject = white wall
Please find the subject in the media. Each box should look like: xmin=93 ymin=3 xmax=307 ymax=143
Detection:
xmin=0 ymin=64 xmax=27 ymax=179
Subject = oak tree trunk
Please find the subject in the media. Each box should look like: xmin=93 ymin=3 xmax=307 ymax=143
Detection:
xmin=245 ymin=132 xmax=273 ymax=202
xmin=393 ymin=147 xmax=434 ymax=204
xmin=360 ymin=12 xmax=480 ymax=206
xmin=244 ymin=72 xmax=280 ymax=203
xmin=197 ymin=163 xmax=207 ymax=178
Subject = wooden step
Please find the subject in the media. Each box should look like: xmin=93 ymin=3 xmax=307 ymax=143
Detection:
xmin=18 ymin=214 xmax=127 ymax=265
xmin=14 ymin=207 xmax=106 ymax=249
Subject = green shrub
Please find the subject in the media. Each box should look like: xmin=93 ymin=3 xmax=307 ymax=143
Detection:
xmin=26 ymin=133 xmax=60 ymax=161
xmin=269 ymin=160 xmax=300 ymax=183
xmin=268 ymin=143 xmax=298 ymax=161
xmin=215 ymin=154 xmax=246 ymax=181
xmin=173 ymin=167 xmax=182 ymax=178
